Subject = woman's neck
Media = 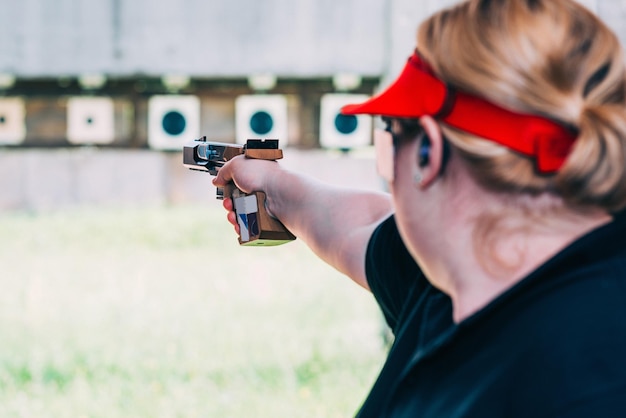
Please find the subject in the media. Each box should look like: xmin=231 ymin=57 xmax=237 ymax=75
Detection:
xmin=425 ymin=192 xmax=613 ymax=323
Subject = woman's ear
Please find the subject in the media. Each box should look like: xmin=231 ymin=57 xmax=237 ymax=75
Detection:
xmin=417 ymin=115 xmax=445 ymax=188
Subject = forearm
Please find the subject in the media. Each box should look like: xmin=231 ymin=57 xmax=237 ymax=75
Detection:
xmin=264 ymin=169 xmax=393 ymax=289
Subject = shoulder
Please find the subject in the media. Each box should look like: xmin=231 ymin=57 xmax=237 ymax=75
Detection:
xmin=366 ymin=215 xmax=431 ymax=332
xmin=505 ymin=262 xmax=626 ymax=416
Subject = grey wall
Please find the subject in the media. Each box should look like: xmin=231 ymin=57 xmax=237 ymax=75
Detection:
xmin=1 ymin=0 xmax=625 ymax=212
xmin=3 ymin=1 xmax=619 ymax=81
xmin=0 ymin=148 xmax=383 ymax=212
xmin=0 ymin=0 xmax=390 ymax=78
xmin=0 ymin=0 xmax=116 ymax=77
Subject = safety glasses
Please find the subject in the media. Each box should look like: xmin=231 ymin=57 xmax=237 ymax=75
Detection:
xmin=374 ymin=126 xmax=395 ymax=183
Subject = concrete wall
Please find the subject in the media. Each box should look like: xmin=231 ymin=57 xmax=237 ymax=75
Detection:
xmin=0 ymin=148 xmax=382 ymax=212
xmin=0 ymin=0 xmax=389 ymax=78
xmin=2 ymin=0 xmax=626 ymax=212
xmin=1 ymin=0 xmax=621 ymax=80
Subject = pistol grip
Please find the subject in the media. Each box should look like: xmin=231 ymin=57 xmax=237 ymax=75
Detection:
xmin=226 ymin=185 xmax=295 ymax=246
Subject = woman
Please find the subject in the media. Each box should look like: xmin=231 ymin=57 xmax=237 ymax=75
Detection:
xmin=215 ymin=0 xmax=626 ymax=415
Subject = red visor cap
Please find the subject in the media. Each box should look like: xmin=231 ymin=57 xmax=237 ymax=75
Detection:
xmin=341 ymin=53 xmax=578 ymax=173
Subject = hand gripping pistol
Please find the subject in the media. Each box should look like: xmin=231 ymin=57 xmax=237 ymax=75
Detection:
xmin=183 ymin=137 xmax=296 ymax=246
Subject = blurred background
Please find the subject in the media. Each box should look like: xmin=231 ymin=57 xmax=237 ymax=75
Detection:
xmin=0 ymin=0 xmax=617 ymax=210
xmin=0 ymin=0 xmax=621 ymax=416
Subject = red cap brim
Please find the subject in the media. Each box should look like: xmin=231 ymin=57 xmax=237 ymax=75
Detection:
xmin=341 ymin=54 xmax=448 ymax=118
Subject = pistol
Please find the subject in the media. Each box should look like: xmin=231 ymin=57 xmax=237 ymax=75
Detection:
xmin=183 ymin=136 xmax=296 ymax=246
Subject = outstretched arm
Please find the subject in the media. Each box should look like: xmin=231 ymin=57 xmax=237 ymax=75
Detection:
xmin=213 ymin=156 xmax=393 ymax=290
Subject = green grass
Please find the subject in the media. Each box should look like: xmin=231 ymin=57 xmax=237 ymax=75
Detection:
xmin=0 ymin=204 xmax=386 ymax=417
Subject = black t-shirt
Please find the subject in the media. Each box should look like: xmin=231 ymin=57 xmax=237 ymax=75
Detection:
xmin=357 ymin=214 xmax=626 ymax=417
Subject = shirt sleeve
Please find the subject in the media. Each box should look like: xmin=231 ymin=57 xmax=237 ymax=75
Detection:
xmin=365 ymin=214 xmax=429 ymax=333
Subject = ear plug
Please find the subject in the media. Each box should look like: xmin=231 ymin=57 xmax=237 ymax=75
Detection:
xmin=418 ymin=138 xmax=431 ymax=167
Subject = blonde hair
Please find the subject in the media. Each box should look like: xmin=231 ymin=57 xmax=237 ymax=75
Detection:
xmin=418 ymin=0 xmax=626 ymax=212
